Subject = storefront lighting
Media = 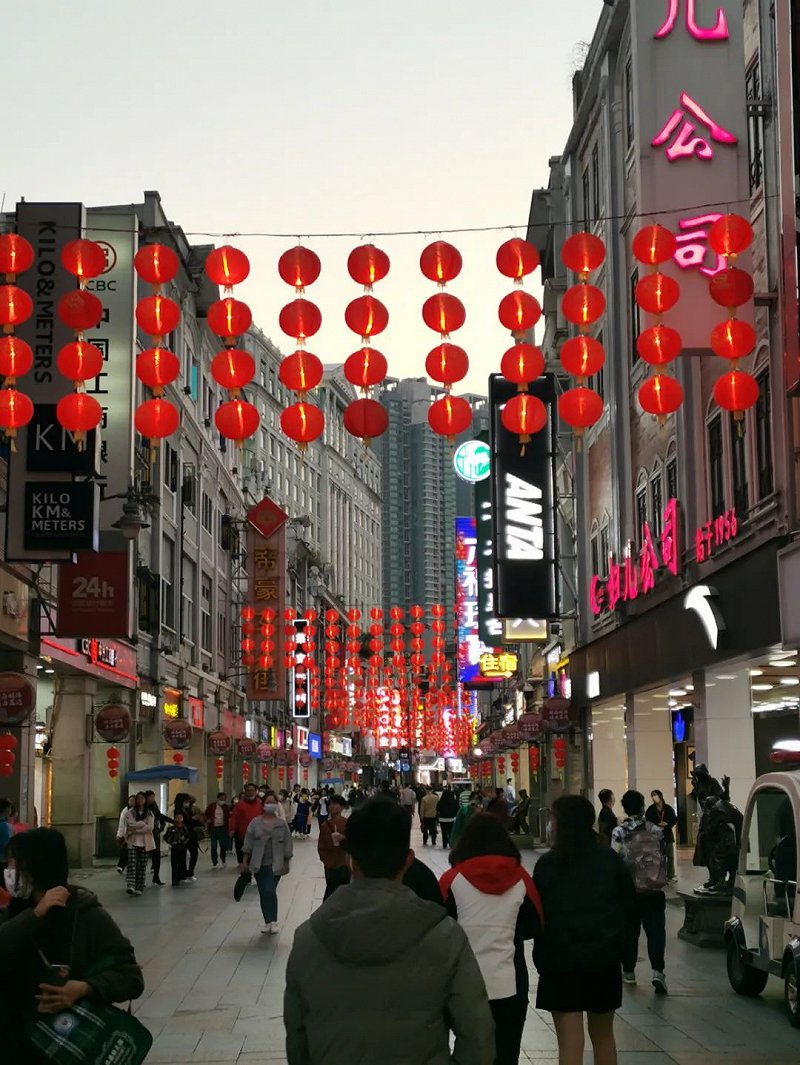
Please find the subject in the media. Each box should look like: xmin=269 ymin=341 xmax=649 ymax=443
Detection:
xmin=44 ymin=668 xmax=54 ymax=674
xmin=752 ymin=683 xmax=774 ymax=691
xmin=715 ymin=674 xmax=737 ymax=680
xmin=749 ymin=669 xmax=763 ymax=677
xmin=36 ymin=664 xmax=43 ymax=670
xmin=473 ymin=747 xmax=483 ymax=757
xmin=668 ymin=688 xmax=687 ymax=696
xmin=768 ymin=658 xmax=796 ymax=668
xmin=773 ymin=739 xmax=800 ymax=753
xmin=779 ymin=677 xmax=800 ymax=686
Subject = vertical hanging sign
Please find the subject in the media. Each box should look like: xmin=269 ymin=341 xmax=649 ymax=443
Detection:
xmin=244 ymin=498 xmax=288 ymax=703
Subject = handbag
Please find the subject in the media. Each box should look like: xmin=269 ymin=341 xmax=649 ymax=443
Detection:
xmin=26 ymin=1000 xmax=152 ymax=1065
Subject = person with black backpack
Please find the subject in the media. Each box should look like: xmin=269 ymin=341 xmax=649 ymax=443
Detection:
xmin=611 ymin=790 xmax=668 ymax=995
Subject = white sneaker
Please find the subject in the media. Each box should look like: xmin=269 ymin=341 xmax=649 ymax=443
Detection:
xmin=132 ymin=889 xmax=143 ymax=896
xmin=622 ymin=970 xmax=636 ymax=985
xmin=186 ymin=876 xmax=197 ymax=882
xmin=268 ymin=922 xmax=279 ymax=935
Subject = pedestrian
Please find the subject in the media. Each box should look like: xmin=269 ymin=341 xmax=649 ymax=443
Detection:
xmin=229 ymin=782 xmax=263 ymax=863
xmin=0 ymin=797 xmax=13 ymax=874
xmin=533 ymin=795 xmax=636 ymax=1065
xmin=164 ymin=813 xmax=190 ymax=887
xmin=0 ymin=828 xmax=145 ymax=1065
xmin=597 ymin=789 xmax=618 ymax=846
xmin=317 ymin=794 xmax=350 ymax=900
xmin=419 ymin=785 xmax=439 ymax=845
xmin=240 ymin=792 xmax=293 ymax=934
xmin=399 ymin=781 xmax=416 ymax=815
xmin=450 ymin=789 xmax=482 ymax=847
xmin=612 ymin=790 xmax=668 ymax=994
xmin=441 ymin=813 xmax=543 ymax=1065
xmin=313 ymin=790 xmax=329 ymax=829
xmin=436 ymin=784 xmax=459 ymax=849
xmin=115 ymin=795 xmax=135 ymax=874
xmin=284 ymin=798 xmax=495 ymax=1065
xmin=487 ymin=787 xmax=510 ymax=828
xmin=505 ymin=777 xmax=516 ymax=803
xmin=145 ymin=790 xmax=169 ymax=886
xmin=175 ymin=794 xmax=202 ymax=881
xmin=510 ymin=789 xmax=531 ymax=835
xmin=123 ymin=792 xmax=155 ymax=896
xmin=294 ymin=789 xmax=312 ymax=838
xmin=204 ymin=791 xmax=231 ymax=868
xmin=646 ymin=789 xmax=678 ymax=881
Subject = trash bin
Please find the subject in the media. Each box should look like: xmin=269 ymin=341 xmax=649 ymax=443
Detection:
xmin=95 ymin=816 xmax=120 ymax=860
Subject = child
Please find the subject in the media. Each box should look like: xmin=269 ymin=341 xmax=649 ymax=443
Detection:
xmin=165 ymin=813 xmax=190 ymax=887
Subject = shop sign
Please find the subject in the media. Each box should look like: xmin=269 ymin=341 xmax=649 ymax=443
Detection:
xmin=308 ymin=732 xmax=322 ymax=759
xmin=684 ymin=583 xmax=725 ymax=649
xmin=453 ymin=439 xmax=491 ymax=483
xmin=25 ymin=404 xmax=96 ymax=474
xmin=541 ymin=697 xmax=572 ymax=733
xmin=590 ymin=499 xmax=680 ymax=616
xmin=0 ymin=672 xmax=36 ymax=726
xmin=290 ymin=618 xmax=311 ymax=719
xmin=163 ymin=687 xmax=181 ymax=719
xmin=456 ymin=516 xmax=500 ymax=686
xmin=274 ymin=728 xmax=284 ymax=749
xmin=139 ymin=690 xmax=157 ymax=723
xmin=23 ymin=482 xmax=98 ymax=553
xmin=222 ymin=710 xmax=246 ymax=740
xmin=237 ymin=738 xmax=257 ymax=758
xmin=39 ymin=635 xmax=137 ymax=687
xmin=56 ymin=551 xmax=131 ymax=638
xmin=80 ymin=638 xmax=118 ymax=668
xmin=244 ymin=497 xmax=288 ymax=702
xmin=299 ymin=751 xmax=312 ymax=768
xmin=208 ymin=731 xmax=231 ymax=755
xmin=479 ymin=651 xmax=519 ymax=678
xmin=695 ymin=506 xmax=738 ymax=562
xmin=256 ymin=742 xmax=274 ymax=762
xmin=490 ymin=375 xmax=558 ymax=620
xmin=163 ymin=718 xmax=192 ymax=749
xmin=187 ymin=696 xmax=204 ymax=729
xmin=294 ymin=725 xmax=309 ymax=750
xmin=95 ymin=704 xmax=131 ymax=742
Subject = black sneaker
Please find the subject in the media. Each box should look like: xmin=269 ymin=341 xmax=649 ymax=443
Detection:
xmin=233 ymin=870 xmax=252 ymax=902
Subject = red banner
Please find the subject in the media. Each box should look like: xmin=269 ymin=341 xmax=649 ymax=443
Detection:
xmin=244 ymin=498 xmax=287 ymax=702
xmin=56 ymin=551 xmax=131 ymax=637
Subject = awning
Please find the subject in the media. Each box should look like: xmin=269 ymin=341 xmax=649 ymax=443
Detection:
xmin=125 ymin=764 xmax=199 ymax=783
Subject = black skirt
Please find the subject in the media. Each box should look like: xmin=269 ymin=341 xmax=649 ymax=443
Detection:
xmin=535 ymin=964 xmax=622 ymax=1014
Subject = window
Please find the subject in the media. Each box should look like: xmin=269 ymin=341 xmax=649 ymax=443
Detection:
xmin=730 ymin=415 xmax=749 ymax=515
xmin=755 ymin=369 xmax=773 ymax=499
xmin=161 ymin=536 xmax=175 ymax=628
xmin=217 ymin=610 xmax=227 ymax=658
xmin=592 ymin=330 xmax=605 ymax=402
xmin=201 ymin=573 xmax=212 ymax=651
xmin=582 ymin=168 xmax=591 ymax=227
xmin=708 ymin=415 xmax=725 ymax=514
xmin=202 ymin=492 xmax=213 ymax=532
xmin=591 ymin=143 xmax=600 ymax=222
xmin=186 ymin=350 xmax=198 ymax=402
xmin=630 ymin=269 xmax=641 ymax=364
xmin=666 ymin=454 xmax=678 ymax=501
xmin=651 ymin=468 xmax=663 ymax=537
xmin=590 ymin=530 xmax=600 ymax=576
xmin=163 ymin=442 xmax=178 ymax=492
xmin=599 ymin=524 xmax=610 ymax=577
xmin=182 ymin=556 xmax=196 ymax=643
xmin=624 ymin=57 xmax=634 ymax=148
xmin=746 ymin=59 xmax=764 ymax=194
xmin=635 ymin=481 xmax=648 ymax=544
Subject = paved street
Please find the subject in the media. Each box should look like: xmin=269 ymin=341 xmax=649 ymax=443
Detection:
xmin=75 ymin=832 xmax=800 ymax=1065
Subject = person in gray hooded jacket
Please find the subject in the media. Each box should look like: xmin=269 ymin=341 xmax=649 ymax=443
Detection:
xmin=284 ymin=799 xmax=495 ymax=1065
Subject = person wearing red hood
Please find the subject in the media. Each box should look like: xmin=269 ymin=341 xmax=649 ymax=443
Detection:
xmin=439 ymin=813 xmax=543 ymax=1065
xmin=229 ymin=784 xmax=263 ymax=865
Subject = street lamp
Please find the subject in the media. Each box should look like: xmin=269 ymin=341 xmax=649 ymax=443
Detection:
xmin=108 ymin=487 xmax=151 ymax=542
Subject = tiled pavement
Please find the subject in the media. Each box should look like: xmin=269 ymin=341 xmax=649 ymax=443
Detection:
xmin=76 ymin=834 xmax=800 ymax=1064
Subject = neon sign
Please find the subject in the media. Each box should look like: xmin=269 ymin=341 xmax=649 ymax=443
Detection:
xmin=652 ymin=92 xmax=737 ymax=162
xmin=655 ymin=0 xmax=729 ymax=42
xmin=456 ymin=516 xmax=498 ymax=685
xmin=674 ymin=213 xmax=725 ymax=277
xmin=695 ymin=506 xmax=738 ymax=562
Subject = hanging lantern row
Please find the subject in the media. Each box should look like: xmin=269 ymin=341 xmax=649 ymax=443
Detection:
xmin=0 ymin=233 xmax=35 ymax=447
xmin=344 ymin=245 xmax=390 ymax=445
xmin=707 ymin=214 xmax=758 ymax=422
xmin=420 ymin=241 xmax=471 ymax=441
xmin=278 ymin=245 xmax=325 ymax=450
xmin=132 ymin=242 xmax=181 ymax=450
xmin=496 ymin=237 xmax=544 ymax=452
xmin=0 ymin=732 xmax=18 ymax=778
xmin=559 ymin=233 xmax=606 ymax=437
xmin=632 ymin=224 xmax=684 ymax=422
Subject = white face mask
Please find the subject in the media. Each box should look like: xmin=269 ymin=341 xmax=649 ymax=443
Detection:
xmin=3 ymin=867 xmax=30 ymax=898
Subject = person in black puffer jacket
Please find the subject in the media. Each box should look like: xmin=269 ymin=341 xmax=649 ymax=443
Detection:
xmin=533 ymin=795 xmax=636 ymax=1065
xmin=436 ymin=785 xmax=460 ymax=849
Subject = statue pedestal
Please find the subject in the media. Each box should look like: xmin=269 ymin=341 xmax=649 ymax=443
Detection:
xmin=677 ymin=890 xmax=732 ymax=948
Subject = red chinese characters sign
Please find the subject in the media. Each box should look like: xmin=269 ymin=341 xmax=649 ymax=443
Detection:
xmin=590 ymin=499 xmax=680 ymax=616
xmin=243 ymin=498 xmax=288 ymax=702
xmin=695 ymin=506 xmax=738 ymax=562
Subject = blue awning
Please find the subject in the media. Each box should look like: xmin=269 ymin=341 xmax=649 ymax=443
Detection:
xmin=125 ymin=764 xmax=199 ymax=783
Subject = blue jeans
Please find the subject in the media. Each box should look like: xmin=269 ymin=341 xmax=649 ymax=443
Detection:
xmin=255 ymin=865 xmax=281 ymax=923
xmin=210 ymin=826 xmax=228 ymax=865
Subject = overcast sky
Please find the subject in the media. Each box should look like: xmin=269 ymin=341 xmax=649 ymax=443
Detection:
xmin=6 ymin=0 xmax=603 ymax=393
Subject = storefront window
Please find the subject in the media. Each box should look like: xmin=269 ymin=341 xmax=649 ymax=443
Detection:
xmin=708 ymin=415 xmax=725 ymax=514
xmin=730 ymin=415 xmax=749 ymax=515
xmin=755 ymin=369 xmax=773 ymax=499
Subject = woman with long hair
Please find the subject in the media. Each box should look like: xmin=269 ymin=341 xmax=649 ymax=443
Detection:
xmin=123 ymin=791 xmax=155 ymax=897
xmin=533 ymin=795 xmax=636 ymax=1065
xmin=439 ymin=813 xmax=542 ymax=1065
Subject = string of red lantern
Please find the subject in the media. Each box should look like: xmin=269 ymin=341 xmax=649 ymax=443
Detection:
xmin=559 ymin=233 xmax=606 ymax=437
xmin=706 ymin=214 xmax=758 ymax=422
xmin=133 ymin=243 xmax=181 ymax=451
xmin=344 ymin=245 xmax=390 ymax=444
xmin=421 ymin=241 xmax=471 ymax=441
xmin=0 ymin=232 xmax=35 ymax=448
xmin=278 ymin=245 xmax=324 ymax=448
xmin=632 ymin=224 xmax=684 ymax=422
xmin=496 ymin=236 xmax=544 ymax=450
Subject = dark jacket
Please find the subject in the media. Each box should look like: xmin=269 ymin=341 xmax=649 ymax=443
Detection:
xmin=204 ymin=801 xmax=231 ymax=832
xmin=597 ymin=805 xmax=617 ymax=845
xmin=284 ymin=879 xmax=495 ymax=1065
xmin=437 ymin=791 xmax=460 ymax=820
xmin=403 ymin=858 xmax=446 ymax=906
xmin=533 ymin=842 xmax=636 ymax=974
xmin=645 ymin=802 xmax=677 ymax=844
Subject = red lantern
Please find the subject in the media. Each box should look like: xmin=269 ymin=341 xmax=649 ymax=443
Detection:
xmin=559 ymin=335 xmax=605 ymax=379
xmin=135 ymin=397 xmax=180 ymax=441
xmin=205 ymin=245 xmax=250 ymax=288
xmin=348 ymin=245 xmax=390 ymax=287
xmin=281 ymin=401 xmax=325 ymax=446
xmin=344 ymin=348 xmax=388 ymax=391
xmin=278 ymin=245 xmax=321 ymax=290
xmin=638 ymin=374 xmax=684 ymax=418
xmin=501 ymin=393 xmax=547 ymax=447
xmin=136 ymin=347 xmax=180 ymax=394
xmin=58 ymin=290 xmax=103 ymax=333
xmin=562 ymin=284 xmax=605 ymax=327
xmin=501 ymin=343 xmax=545 ymax=390
xmin=135 ymin=294 xmax=180 ymax=338
xmin=558 ymin=386 xmax=603 ymax=432
xmin=345 ymin=295 xmax=389 ymax=339
xmin=561 ymin=232 xmax=605 ymax=276
xmin=422 ymin=293 xmax=465 ymax=335
xmin=134 ymin=243 xmax=179 ymax=286
xmin=713 ymin=370 xmax=759 ymax=417
xmin=498 ymin=290 xmax=542 ymax=335
xmin=56 ymin=392 xmax=102 ymax=436
xmin=61 ymin=239 xmax=106 ymax=281
xmin=280 ymin=351 xmax=324 ymax=393
xmin=0 ymin=389 xmax=33 ymax=436
xmin=632 ymin=225 xmax=677 ymax=266
xmin=211 ymin=349 xmax=255 ymax=392
xmin=0 ymin=234 xmax=34 ymax=279
xmin=710 ymin=319 xmax=756 ymax=362
xmin=428 ymin=395 xmax=471 ymax=440
xmin=215 ymin=399 xmax=260 ymax=441
xmin=635 ymin=273 xmax=680 ymax=315
xmin=57 ymin=341 xmax=104 ymax=383
xmin=0 ymin=285 xmax=33 ymax=329
xmin=0 ymin=337 xmax=33 ymax=382
xmin=420 ymin=241 xmax=462 ymax=284
xmin=207 ymin=298 xmax=252 ymax=340
xmin=279 ymin=299 xmax=322 ymax=340
xmin=343 ymin=398 xmax=389 ymax=442
xmin=709 ymin=268 xmax=754 ymax=309
xmin=425 ymin=343 xmax=469 ymax=389
xmin=496 ymin=238 xmax=539 ymax=280
xmin=636 ymin=325 xmax=682 ymax=366
xmin=708 ymin=214 xmax=753 ymax=259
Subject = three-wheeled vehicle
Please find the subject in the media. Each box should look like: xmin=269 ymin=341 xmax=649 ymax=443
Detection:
xmin=725 ymin=766 xmax=800 ymax=1026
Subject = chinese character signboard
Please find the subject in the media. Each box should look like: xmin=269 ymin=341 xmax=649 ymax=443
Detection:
xmin=245 ymin=497 xmax=288 ymax=702
xmin=475 ymin=473 xmax=504 ymax=645
xmin=456 ymin=516 xmax=499 ymax=686
xmin=479 ymin=651 xmax=519 ymax=679
xmin=694 ymin=506 xmax=738 ymax=562
xmin=631 ymin=0 xmax=752 ymax=348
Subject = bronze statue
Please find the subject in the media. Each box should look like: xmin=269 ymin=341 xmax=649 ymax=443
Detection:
xmin=690 ymin=764 xmax=743 ymax=895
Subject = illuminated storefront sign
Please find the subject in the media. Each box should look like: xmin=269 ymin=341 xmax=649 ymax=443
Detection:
xmin=453 ymin=439 xmax=491 ymax=483
xmin=244 ymin=497 xmax=288 ymax=702
xmin=456 ymin=516 xmax=499 ymax=686
xmin=590 ymin=499 xmax=680 ymax=616
xmin=695 ymin=506 xmax=738 ymax=562
xmin=479 ymin=652 xmax=519 ymax=679
xmin=163 ymin=687 xmax=181 ymax=719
